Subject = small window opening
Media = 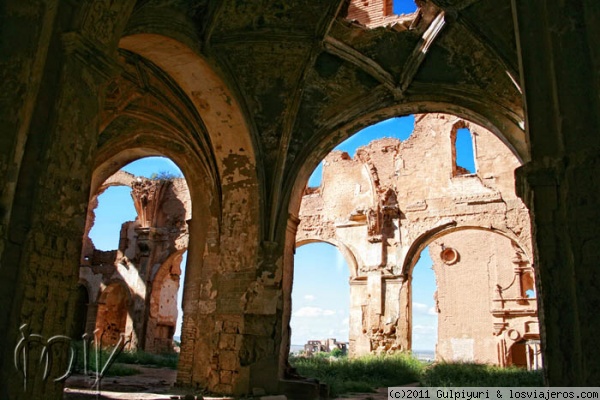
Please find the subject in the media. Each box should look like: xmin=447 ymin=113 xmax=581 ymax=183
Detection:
xmin=392 ymin=0 xmax=418 ymax=15
xmin=453 ymin=128 xmax=476 ymax=175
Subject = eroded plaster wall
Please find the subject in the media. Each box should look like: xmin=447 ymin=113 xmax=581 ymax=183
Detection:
xmin=296 ymin=113 xmax=538 ymax=365
xmin=429 ymin=231 xmax=539 ymax=366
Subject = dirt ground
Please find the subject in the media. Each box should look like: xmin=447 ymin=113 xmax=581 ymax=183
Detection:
xmin=63 ymin=365 xmax=417 ymax=399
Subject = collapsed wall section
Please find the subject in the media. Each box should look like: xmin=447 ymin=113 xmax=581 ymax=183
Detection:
xmin=78 ymin=174 xmax=191 ymax=353
xmin=296 ymin=113 xmax=538 ymax=366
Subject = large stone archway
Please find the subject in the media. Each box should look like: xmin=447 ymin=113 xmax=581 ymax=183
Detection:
xmin=288 ymin=113 xmax=534 ymax=359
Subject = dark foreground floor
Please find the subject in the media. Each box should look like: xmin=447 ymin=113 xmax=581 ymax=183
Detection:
xmin=63 ymin=365 xmax=416 ymax=399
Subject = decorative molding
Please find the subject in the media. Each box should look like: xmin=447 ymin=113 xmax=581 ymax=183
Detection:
xmin=453 ymin=191 xmax=502 ymax=204
xmin=406 ymin=200 xmax=428 ymax=212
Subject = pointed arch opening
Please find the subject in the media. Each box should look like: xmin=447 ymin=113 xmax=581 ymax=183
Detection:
xmin=284 ymin=110 xmax=535 ymax=380
xmin=80 ymin=156 xmax=190 ymax=357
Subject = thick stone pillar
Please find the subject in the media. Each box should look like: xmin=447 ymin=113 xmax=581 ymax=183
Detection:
xmin=0 ymin=2 xmax=135 ymax=398
xmin=1 ymin=40 xmax=117 ymax=398
xmin=512 ymin=0 xmax=600 ymax=385
xmin=280 ymin=215 xmax=300 ymax=376
xmin=0 ymin=0 xmax=58 ymax=261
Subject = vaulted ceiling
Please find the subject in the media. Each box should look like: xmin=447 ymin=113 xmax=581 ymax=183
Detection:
xmin=119 ymin=0 xmax=524 ymax=238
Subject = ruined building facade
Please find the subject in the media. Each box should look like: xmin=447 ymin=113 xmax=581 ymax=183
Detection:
xmin=76 ymin=171 xmax=190 ymax=353
xmin=2 ymin=0 xmax=599 ymax=397
xmin=298 ymin=113 xmax=539 ymax=367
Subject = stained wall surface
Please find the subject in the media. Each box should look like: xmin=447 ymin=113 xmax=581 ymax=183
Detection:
xmin=297 ymin=113 xmax=538 ymax=365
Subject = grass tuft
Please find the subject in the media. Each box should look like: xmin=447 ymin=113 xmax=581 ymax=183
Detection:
xmin=419 ymin=362 xmax=544 ymax=387
xmin=290 ymin=354 xmax=544 ymax=396
xmin=71 ymin=341 xmax=179 ymax=377
xmin=290 ymin=353 xmax=423 ymax=397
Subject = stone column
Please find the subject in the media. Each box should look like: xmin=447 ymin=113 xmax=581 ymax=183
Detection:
xmin=1 ymin=38 xmax=118 ymax=398
xmin=0 ymin=2 xmax=135 ymax=398
xmin=0 ymin=0 xmax=59 ymax=262
xmin=133 ymin=226 xmax=152 ymax=349
xmin=512 ymin=0 xmax=600 ymax=385
xmin=280 ymin=215 xmax=300 ymax=377
xmin=349 ymin=277 xmax=369 ymax=356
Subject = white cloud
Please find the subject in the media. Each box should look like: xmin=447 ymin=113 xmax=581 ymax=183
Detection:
xmin=413 ymin=302 xmax=428 ymax=311
xmin=293 ymin=306 xmax=336 ymax=317
xmin=428 ymin=306 xmax=437 ymax=316
xmin=413 ymin=324 xmax=437 ymax=334
xmin=304 ymin=294 xmax=316 ymax=301
xmin=341 ymin=317 xmax=349 ymax=325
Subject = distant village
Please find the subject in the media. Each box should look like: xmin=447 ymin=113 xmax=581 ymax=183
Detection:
xmin=292 ymin=338 xmax=349 ymax=357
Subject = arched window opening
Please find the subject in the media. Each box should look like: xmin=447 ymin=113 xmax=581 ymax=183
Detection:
xmin=410 ymin=246 xmax=438 ymax=361
xmin=453 ymin=128 xmax=476 ymax=175
xmin=288 ymin=111 xmax=538 ymax=388
xmin=508 ymin=339 xmax=543 ymax=371
xmin=80 ymin=156 xmax=190 ymax=359
xmin=290 ymin=243 xmax=350 ymax=356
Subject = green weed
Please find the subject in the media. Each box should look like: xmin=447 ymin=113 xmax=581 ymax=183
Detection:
xmin=71 ymin=341 xmax=179 ymax=377
xmin=289 ymin=353 xmax=424 ymax=397
xmin=420 ymin=362 xmax=544 ymax=387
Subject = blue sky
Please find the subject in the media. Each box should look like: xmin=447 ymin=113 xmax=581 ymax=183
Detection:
xmin=393 ymin=0 xmax=419 ymax=15
xmin=89 ymin=113 xmax=475 ymax=352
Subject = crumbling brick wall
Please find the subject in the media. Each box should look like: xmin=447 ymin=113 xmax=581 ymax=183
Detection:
xmin=297 ymin=113 xmax=539 ymax=366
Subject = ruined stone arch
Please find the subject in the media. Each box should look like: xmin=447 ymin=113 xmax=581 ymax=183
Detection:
xmin=147 ymin=249 xmax=186 ymax=353
xmin=88 ymin=33 xmax=264 ymax=391
xmin=117 ymin=33 xmax=261 ymax=202
xmin=286 ymin=104 xmax=526 ymax=229
xmin=3 ymin=0 xmax=600 ymax=394
xmin=400 ymin=225 xmax=536 ymax=363
xmin=401 ymin=224 xmax=533 ymax=278
xmin=82 ymin=170 xmax=137 ymax=258
xmin=296 ymin=238 xmax=360 ymax=278
xmin=283 ymin=112 xmax=533 ymax=364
